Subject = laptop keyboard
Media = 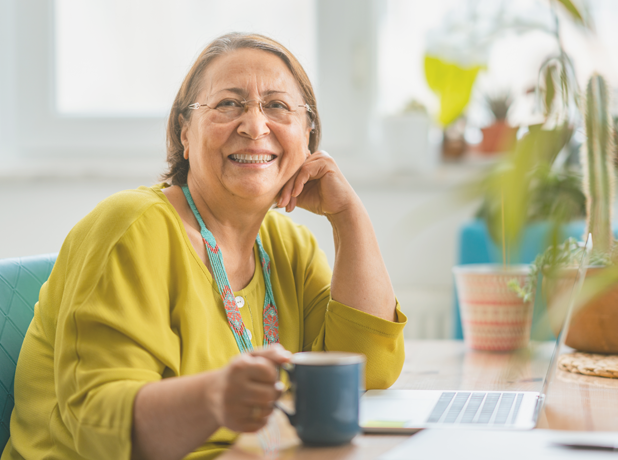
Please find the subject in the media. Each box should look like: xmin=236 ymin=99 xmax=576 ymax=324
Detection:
xmin=426 ymin=392 xmax=524 ymax=425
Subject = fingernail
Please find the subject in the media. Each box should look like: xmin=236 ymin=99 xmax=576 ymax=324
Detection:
xmin=275 ymin=381 xmax=285 ymax=391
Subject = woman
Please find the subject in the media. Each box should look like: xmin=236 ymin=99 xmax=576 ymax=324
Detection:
xmin=3 ymin=33 xmax=406 ymax=460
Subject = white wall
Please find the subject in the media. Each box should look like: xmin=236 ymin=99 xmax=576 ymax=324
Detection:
xmin=0 ymin=0 xmax=482 ymax=339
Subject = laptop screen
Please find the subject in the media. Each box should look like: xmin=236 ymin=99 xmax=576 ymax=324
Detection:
xmin=539 ymin=233 xmax=592 ymax=398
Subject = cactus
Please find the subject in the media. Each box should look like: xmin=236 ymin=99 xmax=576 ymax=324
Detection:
xmin=581 ymin=74 xmax=615 ymax=256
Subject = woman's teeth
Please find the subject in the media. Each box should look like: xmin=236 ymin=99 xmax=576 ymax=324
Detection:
xmin=229 ymin=154 xmax=275 ymax=163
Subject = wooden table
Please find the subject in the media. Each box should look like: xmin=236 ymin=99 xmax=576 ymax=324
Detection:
xmin=221 ymin=340 xmax=618 ymax=459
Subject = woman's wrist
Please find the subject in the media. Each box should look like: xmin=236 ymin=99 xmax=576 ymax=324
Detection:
xmin=325 ymin=196 xmax=366 ymax=230
xmin=200 ymin=368 xmax=225 ymax=429
xmin=132 ymin=371 xmax=224 ymax=460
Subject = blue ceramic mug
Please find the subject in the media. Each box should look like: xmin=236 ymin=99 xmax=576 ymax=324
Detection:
xmin=277 ymin=352 xmax=365 ymax=446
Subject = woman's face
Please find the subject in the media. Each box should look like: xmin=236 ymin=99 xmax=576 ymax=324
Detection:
xmin=182 ymin=48 xmax=312 ymax=203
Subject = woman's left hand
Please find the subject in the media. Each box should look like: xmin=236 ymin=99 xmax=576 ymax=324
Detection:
xmin=277 ymin=151 xmax=359 ymax=217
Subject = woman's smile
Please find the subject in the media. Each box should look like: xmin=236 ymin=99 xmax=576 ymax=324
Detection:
xmin=228 ymin=151 xmax=278 ymax=167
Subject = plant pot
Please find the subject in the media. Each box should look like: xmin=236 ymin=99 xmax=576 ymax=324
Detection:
xmin=544 ymin=266 xmax=618 ymax=354
xmin=453 ymin=264 xmax=534 ymax=351
xmin=442 ymin=117 xmax=467 ymax=161
xmin=479 ymin=121 xmax=518 ymax=154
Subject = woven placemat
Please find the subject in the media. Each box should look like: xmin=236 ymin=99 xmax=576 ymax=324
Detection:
xmin=557 ymin=369 xmax=618 ymax=389
xmin=558 ymin=352 xmax=618 ymax=379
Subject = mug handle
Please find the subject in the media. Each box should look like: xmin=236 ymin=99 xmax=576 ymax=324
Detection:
xmin=274 ymin=362 xmax=296 ymax=425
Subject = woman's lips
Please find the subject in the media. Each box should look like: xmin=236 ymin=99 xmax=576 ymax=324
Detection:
xmin=229 ymin=153 xmax=276 ymax=164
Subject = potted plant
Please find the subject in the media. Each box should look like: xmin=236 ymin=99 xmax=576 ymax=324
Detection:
xmin=403 ymin=0 xmax=594 ymax=342
xmin=519 ymin=74 xmax=618 ymax=354
xmin=478 ymin=92 xmax=518 ymax=155
xmin=453 ymin=57 xmax=587 ymax=343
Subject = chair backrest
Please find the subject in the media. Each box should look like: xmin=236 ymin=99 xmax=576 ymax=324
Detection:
xmin=0 ymin=254 xmax=57 ymax=449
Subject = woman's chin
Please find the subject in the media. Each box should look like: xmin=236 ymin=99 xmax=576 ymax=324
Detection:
xmin=226 ymin=183 xmax=280 ymax=206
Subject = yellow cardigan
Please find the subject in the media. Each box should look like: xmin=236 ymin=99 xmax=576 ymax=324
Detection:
xmin=2 ymin=184 xmax=406 ymax=460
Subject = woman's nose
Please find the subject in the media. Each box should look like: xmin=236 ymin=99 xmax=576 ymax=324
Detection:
xmin=237 ymin=103 xmax=270 ymax=140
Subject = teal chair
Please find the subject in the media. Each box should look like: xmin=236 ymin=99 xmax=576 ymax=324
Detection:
xmin=0 ymin=254 xmax=57 ymax=450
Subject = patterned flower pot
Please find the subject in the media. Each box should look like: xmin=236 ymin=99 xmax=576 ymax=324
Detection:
xmin=453 ymin=264 xmax=533 ymax=351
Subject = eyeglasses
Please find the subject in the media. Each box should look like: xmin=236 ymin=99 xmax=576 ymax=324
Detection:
xmin=188 ymin=98 xmax=313 ymax=125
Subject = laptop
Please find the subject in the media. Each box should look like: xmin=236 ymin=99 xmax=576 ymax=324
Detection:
xmin=360 ymin=235 xmax=593 ymax=434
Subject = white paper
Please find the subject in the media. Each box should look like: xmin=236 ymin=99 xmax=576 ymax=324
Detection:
xmin=380 ymin=429 xmax=618 ymax=460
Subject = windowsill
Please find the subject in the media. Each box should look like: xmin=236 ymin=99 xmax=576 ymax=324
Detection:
xmin=0 ymin=152 xmax=497 ymax=190
xmin=336 ymin=154 xmax=496 ymax=191
xmin=0 ymin=156 xmax=168 ymax=181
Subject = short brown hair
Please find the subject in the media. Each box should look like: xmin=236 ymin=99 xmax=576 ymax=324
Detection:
xmin=162 ymin=32 xmax=321 ymax=186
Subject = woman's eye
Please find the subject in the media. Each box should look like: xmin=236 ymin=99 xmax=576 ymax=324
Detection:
xmin=265 ymin=101 xmax=290 ymax=110
xmin=216 ymin=99 xmax=242 ymax=108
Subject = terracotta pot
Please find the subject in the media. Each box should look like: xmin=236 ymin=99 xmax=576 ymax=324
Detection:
xmin=544 ymin=266 xmax=618 ymax=353
xmin=479 ymin=121 xmax=518 ymax=154
xmin=442 ymin=117 xmax=467 ymax=161
xmin=453 ymin=264 xmax=533 ymax=351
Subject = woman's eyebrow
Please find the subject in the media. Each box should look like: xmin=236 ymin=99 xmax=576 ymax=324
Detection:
xmin=262 ymin=90 xmax=290 ymax=97
xmin=211 ymin=87 xmax=248 ymax=98
xmin=211 ymin=88 xmax=292 ymax=98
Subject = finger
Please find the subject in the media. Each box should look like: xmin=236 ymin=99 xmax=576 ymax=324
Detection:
xmin=244 ymin=356 xmax=280 ymax=384
xmin=277 ymin=175 xmax=297 ymax=208
xmin=250 ymin=343 xmax=293 ymax=365
xmin=286 ymin=196 xmax=297 ymax=213
xmin=227 ymin=410 xmax=269 ymax=433
xmin=291 ymin=159 xmax=332 ymax=198
xmin=239 ymin=381 xmax=282 ymax=406
xmin=243 ymin=419 xmax=269 ymax=433
xmin=244 ymin=405 xmax=276 ymax=425
xmin=278 ymin=154 xmax=311 ymax=208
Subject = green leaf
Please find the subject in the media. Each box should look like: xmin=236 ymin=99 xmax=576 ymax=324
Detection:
xmin=555 ymin=0 xmax=584 ymax=25
xmin=545 ymin=66 xmax=556 ymax=117
xmin=480 ymin=125 xmax=575 ymax=248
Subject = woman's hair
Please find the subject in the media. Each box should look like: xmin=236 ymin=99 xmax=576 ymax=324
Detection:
xmin=162 ymin=32 xmax=321 ymax=186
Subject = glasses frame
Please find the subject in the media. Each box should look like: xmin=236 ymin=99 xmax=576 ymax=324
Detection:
xmin=187 ymin=99 xmax=313 ymax=123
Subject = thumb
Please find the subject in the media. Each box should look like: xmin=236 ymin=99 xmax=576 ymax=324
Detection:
xmin=250 ymin=343 xmax=293 ymax=365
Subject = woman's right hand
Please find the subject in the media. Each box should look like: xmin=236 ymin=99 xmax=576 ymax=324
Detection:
xmin=209 ymin=344 xmax=292 ymax=433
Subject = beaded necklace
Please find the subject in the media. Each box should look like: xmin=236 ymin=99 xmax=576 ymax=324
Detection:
xmin=181 ymin=185 xmax=279 ymax=352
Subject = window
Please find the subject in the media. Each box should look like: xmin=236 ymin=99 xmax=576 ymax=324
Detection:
xmin=378 ymin=0 xmax=618 ymax=126
xmin=54 ymin=0 xmax=317 ymax=117
xmin=0 ymin=0 xmax=317 ymax=169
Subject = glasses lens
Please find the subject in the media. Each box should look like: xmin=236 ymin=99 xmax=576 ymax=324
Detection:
xmin=205 ymin=98 xmax=303 ymax=124
xmin=212 ymin=106 xmax=242 ymax=122
xmin=263 ymin=107 xmax=293 ymax=123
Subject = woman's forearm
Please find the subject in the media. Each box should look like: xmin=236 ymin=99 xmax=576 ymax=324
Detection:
xmin=328 ymin=198 xmax=397 ymax=322
xmin=131 ymin=347 xmax=287 ymax=460
xmin=132 ymin=370 xmax=223 ymax=460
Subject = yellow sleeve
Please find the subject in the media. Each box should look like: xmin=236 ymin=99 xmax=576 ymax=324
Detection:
xmin=55 ymin=204 xmax=180 ymax=460
xmin=300 ymin=228 xmax=408 ymax=390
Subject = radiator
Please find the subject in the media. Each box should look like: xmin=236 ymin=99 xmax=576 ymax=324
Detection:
xmin=396 ymin=286 xmax=453 ymax=339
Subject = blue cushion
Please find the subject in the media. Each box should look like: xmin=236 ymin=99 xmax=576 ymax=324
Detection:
xmin=0 ymin=254 xmax=57 ymax=449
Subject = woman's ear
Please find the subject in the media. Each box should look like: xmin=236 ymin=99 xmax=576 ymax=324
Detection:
xmin=179 ymin=114 xmax=189 ymax=159
xmin=305 ymin=124 xmax=312 ymax=154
